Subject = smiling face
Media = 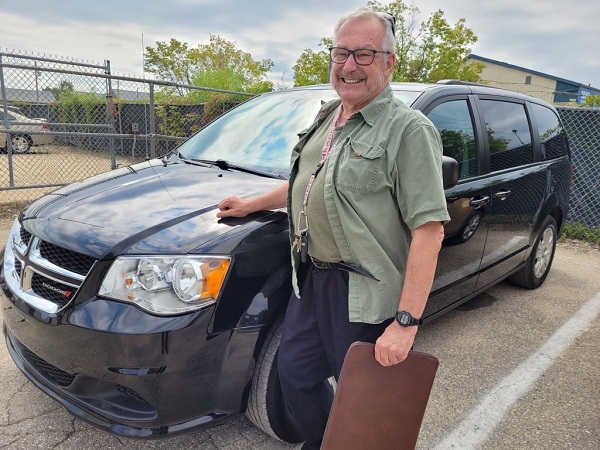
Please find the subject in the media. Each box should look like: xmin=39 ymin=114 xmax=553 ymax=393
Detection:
xmin=331 ymin=16 xmax=396 ymax=114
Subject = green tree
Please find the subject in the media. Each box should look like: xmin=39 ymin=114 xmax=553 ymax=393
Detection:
xmin=144 ymin=39 xmax=197 ymax=94
xmin=144 ymin=36 xmax=274 ymax=98
xmin=44 ymin=80 xmax=75 ymax=101
xmin=293 ymin=38 xmax=332 ymax=86
xmin=581 ymin=95 xmax=600 ymax=108
xmin=293 ymin=0 xmax=484 ymax=85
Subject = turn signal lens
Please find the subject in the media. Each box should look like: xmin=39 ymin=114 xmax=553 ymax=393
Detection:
xmin=99 ymin=255 xmax=231 ymax=315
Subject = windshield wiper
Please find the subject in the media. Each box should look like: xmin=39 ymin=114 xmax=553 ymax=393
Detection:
xmin=188 ymin=158 xmax=286 ymax=179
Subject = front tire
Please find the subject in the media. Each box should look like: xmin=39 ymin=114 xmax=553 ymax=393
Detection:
xmin=509 ymin=216 xmax=557 ymax=289
xmin=246 ymin=315 xmax=303 ymax=443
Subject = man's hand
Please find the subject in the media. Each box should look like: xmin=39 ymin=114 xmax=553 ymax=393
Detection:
xmin=373 ymin=221 xmax=444 ymax=366
xmin=374 ymin=321 xmax=418 ymax=366
xmin=216 ymin=182 xmax=289 ymax=219
xmin=217 ymin=196 xmax=252 ymax=218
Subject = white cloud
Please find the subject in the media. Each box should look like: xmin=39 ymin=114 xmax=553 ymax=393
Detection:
xmin=1 ymin=0 xmax=599 ymax=88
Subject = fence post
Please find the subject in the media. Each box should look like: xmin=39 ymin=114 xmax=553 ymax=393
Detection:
xmin=105 ymin=60 xmax=117 ymax=170
xmin=0 ymin=53 xmax=16 ymax=188
xmin=149 ymin=82 xmax=156 ymax=159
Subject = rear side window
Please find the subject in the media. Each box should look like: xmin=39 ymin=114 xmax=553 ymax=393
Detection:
xmin=479 ymin=100 xmax=533 ymax=172
xmin=427 ymin=100 xmax=477 ymax=180
xmin=531 ymin=103 xmax=568 ymax=160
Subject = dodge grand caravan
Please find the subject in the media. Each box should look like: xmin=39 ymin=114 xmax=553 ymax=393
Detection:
xmin=0 ymin=82 xmax=571 ymax=442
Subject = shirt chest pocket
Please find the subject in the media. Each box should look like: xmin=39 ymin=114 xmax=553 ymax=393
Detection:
xmin=334 ymin=140 xmax=386 ymax=193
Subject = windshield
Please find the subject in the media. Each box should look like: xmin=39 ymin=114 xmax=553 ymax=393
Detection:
xmin=176 ymin=87 xmax=423 ymax=178
xmin=177 ymin=89 xmax=336 ymax=178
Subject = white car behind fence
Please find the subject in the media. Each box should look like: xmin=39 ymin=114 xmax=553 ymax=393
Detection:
xmin=1 ymin=109 xmax=53 ymax=153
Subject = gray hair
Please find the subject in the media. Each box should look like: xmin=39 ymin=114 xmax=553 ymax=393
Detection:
xmin=333 ymin=8 xmax=396 ymax=53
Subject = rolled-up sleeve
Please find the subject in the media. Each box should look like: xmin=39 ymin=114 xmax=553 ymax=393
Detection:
xmin=394 ymin=121 xmax=450 ymax=231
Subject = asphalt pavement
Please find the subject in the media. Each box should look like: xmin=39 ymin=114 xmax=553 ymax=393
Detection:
xmin=1 ymin=224 xmax=598 ymax=449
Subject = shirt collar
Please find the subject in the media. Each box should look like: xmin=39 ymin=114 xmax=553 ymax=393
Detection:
xmin=358 ymin=84 xmax=393 ymax=126
xmin=317 ymin=84 xmax=393 ymax=126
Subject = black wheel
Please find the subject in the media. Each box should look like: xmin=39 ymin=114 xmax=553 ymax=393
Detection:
xmin=509 ymin=216 xmax=557 ymax=289
xmin=246 ymin=315 xmax=304 ymax=443
xmin=11 ymin=134 xmax=32 ymax=153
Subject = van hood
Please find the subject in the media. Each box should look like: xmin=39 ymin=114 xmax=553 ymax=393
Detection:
xmin=20 ymin=159 xmax=285 ymax=258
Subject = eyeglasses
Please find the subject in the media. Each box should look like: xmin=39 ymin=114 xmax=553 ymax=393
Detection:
xmin=376 ymin=11 xmax=396 ymax=37
xmin=329 ymin=47 xmax=392 ymax=66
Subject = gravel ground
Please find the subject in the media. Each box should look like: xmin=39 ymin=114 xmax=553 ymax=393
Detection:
xmin=0 ymin=144 xmax=142 ymax=206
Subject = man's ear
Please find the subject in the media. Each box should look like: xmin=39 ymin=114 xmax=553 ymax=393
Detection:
xmin=385 ymin=53 xmax=396 ymax=77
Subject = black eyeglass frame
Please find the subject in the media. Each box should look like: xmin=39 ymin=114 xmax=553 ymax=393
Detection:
xmin=328 ymin=47 xmax=392 ymax=66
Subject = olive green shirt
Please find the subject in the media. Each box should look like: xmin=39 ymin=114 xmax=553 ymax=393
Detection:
xmin=287 ymin=85 xmax=450 ymax=324
xmin=290 ymin=109 xmax=343 ymax=262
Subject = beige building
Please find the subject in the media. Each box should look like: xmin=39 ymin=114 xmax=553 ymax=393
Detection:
xmin=466 ymin=54 xmax=600 ymax=105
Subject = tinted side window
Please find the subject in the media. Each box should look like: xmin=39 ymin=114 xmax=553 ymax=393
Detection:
xmin=479 ymin=100 xmax=533 ymax=171
xmin=531 ymin=103 xmax=568 ymax=160
xmin=427 ymin=100 xmax=477 ymax=180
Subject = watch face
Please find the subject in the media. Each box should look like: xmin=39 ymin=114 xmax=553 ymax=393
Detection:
xmin=396 ymin=311 xmax=420 ymax=326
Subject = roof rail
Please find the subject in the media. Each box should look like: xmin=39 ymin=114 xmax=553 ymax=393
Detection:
xmin=436 ymin=80 xmax=507 ymax=91
xmin=436 ymin=79 xmax=491 ymax=87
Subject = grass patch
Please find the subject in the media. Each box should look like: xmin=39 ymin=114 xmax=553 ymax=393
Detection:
xmin=562 ymin=222 xmax=600 ymax=245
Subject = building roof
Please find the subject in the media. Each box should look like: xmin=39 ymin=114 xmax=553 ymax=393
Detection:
xmin=468 ymin=54 xmax=600 ymax=92
xmin=112 ymin=89 xmax=149 ymax=101
xmin=4 ymin=87 xmax=56 ymax=104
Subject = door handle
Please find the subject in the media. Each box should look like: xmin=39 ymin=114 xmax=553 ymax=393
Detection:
xmin=469 ymin=196 xmax=490 ymax=208
xmin=494 ymin=189 xmax=511 ymax=201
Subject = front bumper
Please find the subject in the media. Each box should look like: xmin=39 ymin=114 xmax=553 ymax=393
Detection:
xmin=0 ymin=215 xmax=289 ymax=438
xmin=0 ymin=260 xmax=261 ymax=438
xmin=1 ymin=289 xmax=260 ymax=437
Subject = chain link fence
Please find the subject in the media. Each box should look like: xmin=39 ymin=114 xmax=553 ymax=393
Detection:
xmin=557 ymin=107 xmax=600 ymax=228
xmin=1 ymin=51 xmax=253 ymax=207
xmin=2 ymin=51 xmax=598 ymax=230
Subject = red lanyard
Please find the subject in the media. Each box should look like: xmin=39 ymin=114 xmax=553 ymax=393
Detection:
xmin=295 ymin=106 xmax=342 ymax=254
xmin=301 ymin=107 xmax=342 ymax=211
xmin=296 ymin=106 xmax=342 ymax=237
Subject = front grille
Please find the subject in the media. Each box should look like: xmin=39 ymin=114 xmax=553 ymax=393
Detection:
xmin=9 ymin=222 xmax=98 ymax=313
xmin=38 ymin=241 xmax=96 ymax=276
xmin=117 ymin=385 xmax=146 ymax=403
xmin=14 ymin=259 xmax=23 ymax=280
xmin=19 ymin=228 xmax=32 ymax=247
xmin=31 ymin=273 xmax=76 ymax=307
xmin=22 ymin=346 xmax=76 ymax=387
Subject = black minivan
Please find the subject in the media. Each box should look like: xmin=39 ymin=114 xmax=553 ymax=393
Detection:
xmin=1 ymin=82 xmax=571 ymax=442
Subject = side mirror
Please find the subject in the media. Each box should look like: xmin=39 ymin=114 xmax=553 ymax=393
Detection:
xmin=442 ymin=156 xmax=459 ymax=190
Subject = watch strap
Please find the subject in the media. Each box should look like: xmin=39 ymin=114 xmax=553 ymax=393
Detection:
xmin=395 ymin=311 xmax=423 ymax=327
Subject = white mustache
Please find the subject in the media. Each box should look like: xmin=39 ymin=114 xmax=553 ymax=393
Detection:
xmin=337 ymin=71 xmax=365 ymax=79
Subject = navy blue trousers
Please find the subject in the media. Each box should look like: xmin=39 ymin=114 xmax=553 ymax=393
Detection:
xmin=278 ymin=264 xmax=392 ymax=448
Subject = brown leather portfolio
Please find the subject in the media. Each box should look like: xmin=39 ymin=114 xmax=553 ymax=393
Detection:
xmin=321 ymin=342 xmax=439 ymax=450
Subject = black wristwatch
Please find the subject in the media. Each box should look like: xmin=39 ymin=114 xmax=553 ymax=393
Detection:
xmin=395 ymin=311 xmax=423 ymax=327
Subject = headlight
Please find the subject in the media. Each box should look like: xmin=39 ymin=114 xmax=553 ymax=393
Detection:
xmin=99 ymin=255 xmax=231 ymax=315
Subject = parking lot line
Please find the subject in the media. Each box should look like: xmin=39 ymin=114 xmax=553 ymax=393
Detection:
xmin=433 ymin=292 xmax=600 ymax=450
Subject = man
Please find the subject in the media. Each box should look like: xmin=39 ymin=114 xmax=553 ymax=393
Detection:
xmin=217 ymin=8 xmax=449 ymax=449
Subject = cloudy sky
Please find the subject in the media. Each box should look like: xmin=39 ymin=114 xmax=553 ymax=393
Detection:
xmin=1 ymin=0 xmax=599 ymax=89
